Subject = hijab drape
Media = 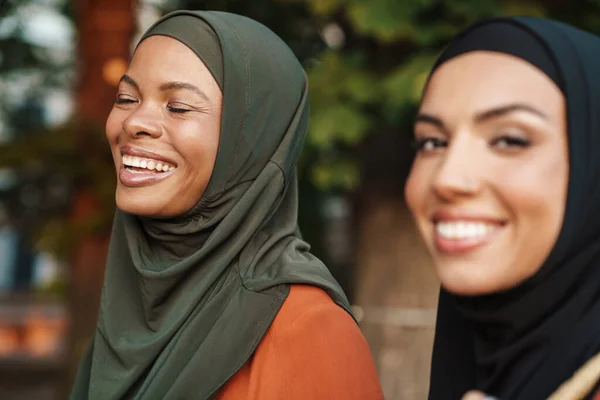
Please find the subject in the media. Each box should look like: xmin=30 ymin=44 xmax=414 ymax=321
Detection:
xmin=70 ymin=10 xmax=351 ymax=400
xmin=426 ymin=16 xmax=600 ymax=400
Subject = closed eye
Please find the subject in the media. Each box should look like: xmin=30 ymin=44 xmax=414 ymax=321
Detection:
xmin=167 ymin=104 xmax=193 ymax=114
xmin=115 ymin=97 xmax=136 ymax=105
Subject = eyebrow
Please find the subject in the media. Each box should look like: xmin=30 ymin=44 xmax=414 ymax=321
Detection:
xmin=118 ymin=74 xmax=210 ymax=102
xmin=415 ymin=103 xmax=550 ymax=130
xmin=159 ymin=81 xmax=210 ymax=102
xmin=474 ymin=104 xmax=549 ymax=122
xmin=119 ymin=74 xmax=138 ymax=89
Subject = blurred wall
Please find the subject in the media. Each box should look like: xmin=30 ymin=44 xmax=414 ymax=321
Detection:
xmin=354 ymin=192 xmax=438 ymax=400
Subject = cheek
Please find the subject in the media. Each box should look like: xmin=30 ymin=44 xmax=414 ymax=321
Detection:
xmin=174 ymin=119 xmax=220 ymax=188
xmin=177 ymin=127 xmax=219 ymax=166
xmin=502 ymin=156 xmax=567 ymax=223
xmin=105 ymin=108 xmax=122 ymax=144
xmin=105 ymin=109 xmax=123 ymax=167
xmin=405 ymin=160 xmax=432 ymax=217
xmin=498 ymin=156 xmax=568 ymax=271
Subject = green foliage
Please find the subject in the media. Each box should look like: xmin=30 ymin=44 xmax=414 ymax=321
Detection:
xmin=4 ymin=0 xmax=600 ymax=264
xmin=300 ymin=0 xmax=552 ymax=191
xmin=0 ymin=119 xmax=115 ymax=259
xmin=305 ymin=0 xmax=345 ymax=16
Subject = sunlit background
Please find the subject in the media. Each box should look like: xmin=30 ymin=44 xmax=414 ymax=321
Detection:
xmin=0 ymin=0 xmax=598 ymax=399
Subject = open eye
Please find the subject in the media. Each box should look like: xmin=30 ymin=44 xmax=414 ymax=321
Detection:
xmin=491 ymin=135 xmax=530 ymax=150
xmin=413 ymin=137 xmax=448 ymax=153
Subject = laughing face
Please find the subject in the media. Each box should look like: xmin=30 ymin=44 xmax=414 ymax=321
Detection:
xmin=105 ymin=35 xmax=222 ymax=218
xmin=405 ymin=51 xmax=569 ymax=295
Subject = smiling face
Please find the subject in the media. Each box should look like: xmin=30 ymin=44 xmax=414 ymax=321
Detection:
xmin=405 ymin=51 xmax=569 ymax=295
xmin=106 ymin=35 xmax=222 ymax=218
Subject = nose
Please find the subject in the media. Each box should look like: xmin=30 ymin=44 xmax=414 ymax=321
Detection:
xmin=122 ymin=104 xmax=163 ymax=139
xmin=432 ymin=135 xmax=482 ymax=201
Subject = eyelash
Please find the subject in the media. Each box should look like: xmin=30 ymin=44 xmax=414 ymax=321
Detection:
xmin=166 ymin=105 xmax=191 ymax=114
xmin=115 ymin=97 xmax=135 ymax=105
xmin=114 ymin=97 xmax=192 ymax=114
xmin=413 ymin=137 xmax=447 ymax=152
xmin=413 ymin=134 xmax=531 ymax=153
xmin=490 ymin=136 xmax=530 ymax=148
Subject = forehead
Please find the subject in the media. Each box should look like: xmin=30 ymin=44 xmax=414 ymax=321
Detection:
xmin=421 ymin=51 xmax=563 ymax=119
xmin=129 ymin=36 xmax=209 ymax=80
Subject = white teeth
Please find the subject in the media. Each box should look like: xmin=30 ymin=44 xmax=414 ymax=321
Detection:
xmin=122 ymin=155 xmax=175 ymax=172
xmin=436 ymin=221 xmax=497 ymax=239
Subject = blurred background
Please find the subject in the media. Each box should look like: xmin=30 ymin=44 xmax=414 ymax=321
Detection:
xmin=0 ymin=0 xmax=598 ymax=399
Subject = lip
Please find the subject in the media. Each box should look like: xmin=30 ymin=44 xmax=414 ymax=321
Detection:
xmin=118 ymin=163 xmax=176 ymax=188
xmin=432 ymin=209 xmax=507 ymax=224
xmin=120 ymin=145 xmax=178 ymax=167
xmin=434 ymin=228 xmax=503 ymax=255
xmin=431 ymin=209 xmax=507 ymax=255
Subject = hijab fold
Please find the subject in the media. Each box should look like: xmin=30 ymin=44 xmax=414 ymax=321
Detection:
xmin=428 ymin=16 xmax=600 ymax=400
xmin=71 ymin=11 xmax=351 ymax=400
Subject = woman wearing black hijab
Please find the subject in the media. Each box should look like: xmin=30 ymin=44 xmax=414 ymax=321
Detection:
xmin=70 ymin=10 xmax=384 ymax=400
xmin=405 ymin=16 xmax=600 ymax=400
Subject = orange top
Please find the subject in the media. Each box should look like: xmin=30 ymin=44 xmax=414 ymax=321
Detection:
xmin=215 ymin=284 xmax=385 ymax=400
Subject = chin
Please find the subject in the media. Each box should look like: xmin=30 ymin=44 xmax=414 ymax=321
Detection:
xmin=435 ymin=262 xmax=513 ymax=296
xmin=116 ymin=191 xmax=171 ymax=218
xmin=440 ymin=279 xmax=497 ymax=296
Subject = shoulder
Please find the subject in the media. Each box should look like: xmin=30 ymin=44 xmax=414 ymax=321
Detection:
xmin=249 ymin=284 xmax=384 ymax=399
xmin=266 ymin=284 xmax=366 ymax=352
xmin=269 ymin=284 xmax=354 ymax=335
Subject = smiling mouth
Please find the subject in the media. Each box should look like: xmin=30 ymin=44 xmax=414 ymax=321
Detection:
xmin=122 ymin=154 xmax=176 ymax=173
xmin=118 ymin=154 xmax=178 ymax=188
xmin=436 ymin=221 xmax=499 ymax=239
xmin=433 ymin=220 xmax=506 ymax=255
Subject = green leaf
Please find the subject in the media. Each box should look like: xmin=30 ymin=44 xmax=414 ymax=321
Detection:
xmin=309 ymin=103 xmax=372 ymax=148
xmin=307 ymin=51 xmax=347 ymax=102
xmin=310 ymin=158 xmax=360 ymax=191
xmin=501 ymin=2 xmax=547 ymax=17
xmin=346 ymin=0 xmax=417 ymax=42
xmin=342 ymin=70 xmax=381 ymax=104
xmin=306 ymin=0 xmax=346 ymax=16
xmin=383 ymin=53 xmax=437 ymax=108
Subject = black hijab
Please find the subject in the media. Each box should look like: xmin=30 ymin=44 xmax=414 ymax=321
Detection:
xmin=425 ymin=17 xmax=600 ymax=400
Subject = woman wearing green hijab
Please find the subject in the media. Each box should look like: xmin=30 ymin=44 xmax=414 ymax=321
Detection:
xmin=70 ymin=10 xmax=384 ymax=400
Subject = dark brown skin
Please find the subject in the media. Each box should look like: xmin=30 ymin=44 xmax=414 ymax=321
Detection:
xmin=106 ymin=35 xmax=222 ymax=218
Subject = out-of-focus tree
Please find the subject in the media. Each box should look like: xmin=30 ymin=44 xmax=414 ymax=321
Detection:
xmin=0 ymin=0 xmax=76 ymax=292
xmin=62 ymin=0 xmax=135 ymax=393
xmin=0 ymin=0 xmax=134 ymax=395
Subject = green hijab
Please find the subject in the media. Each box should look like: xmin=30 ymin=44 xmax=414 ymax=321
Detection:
xmin=71 ymin=10 xmax=352 ymax=400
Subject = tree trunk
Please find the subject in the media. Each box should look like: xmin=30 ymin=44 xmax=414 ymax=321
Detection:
xmin=64 ymin=0 xmax=135 ymax=396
